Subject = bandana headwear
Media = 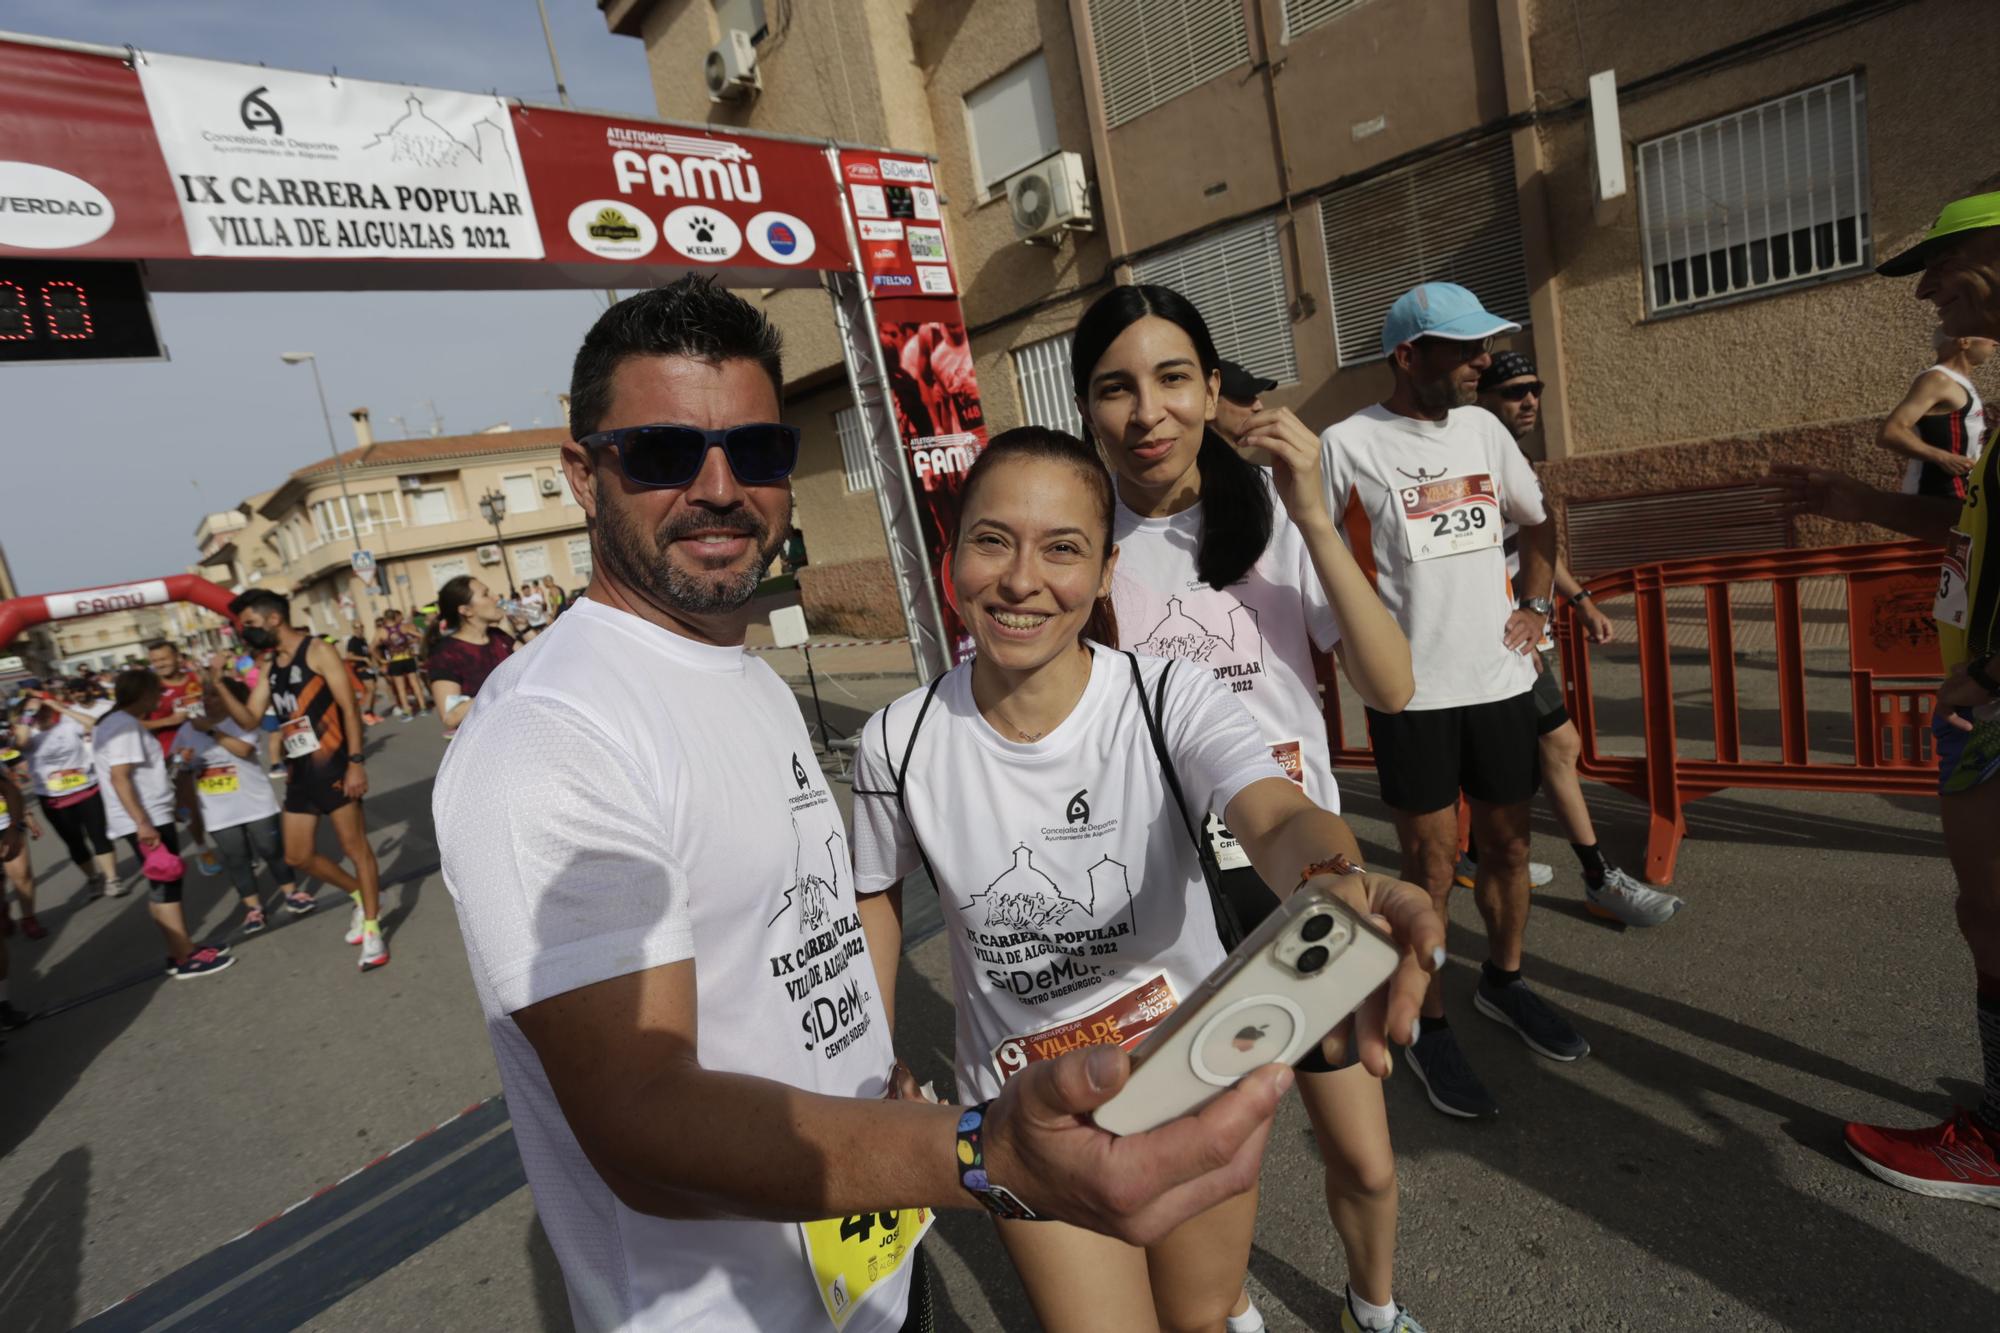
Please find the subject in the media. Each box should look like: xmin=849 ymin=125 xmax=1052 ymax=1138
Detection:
xmin=1479 ymin=350 xmax=1538 ymax=392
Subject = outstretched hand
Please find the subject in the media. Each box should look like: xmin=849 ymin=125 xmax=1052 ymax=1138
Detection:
xmin=1233 ymin=408 xmax=1331 ymax=529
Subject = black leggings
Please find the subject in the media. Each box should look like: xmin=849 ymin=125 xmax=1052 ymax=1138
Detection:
xmin=40 ymin=791 xmax=114 ymax=867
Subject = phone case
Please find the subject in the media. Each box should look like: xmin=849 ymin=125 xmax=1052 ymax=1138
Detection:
xmin=1092 ymin=883 xmax=1399 ymax=1136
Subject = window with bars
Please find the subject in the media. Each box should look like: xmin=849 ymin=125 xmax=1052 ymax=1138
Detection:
xmin=1637 ymin=74 xmax=1869 ymax=315
xmin=1011 ymin=333 xmax=1083 ymax=437
xmin=834 ymin=406 xmax=874 ymax=493
xmin=1320 ymin=136 xmax=1529 ymax=366
xmin=1133 ymin=218 xmax=1298 ymax=384
xmin=1087 ymin=0 xmax=1249 ymax=128
xmin=1283 ymin=0 xmax=1368 ymax=41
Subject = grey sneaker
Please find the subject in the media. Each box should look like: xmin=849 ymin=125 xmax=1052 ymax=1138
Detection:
xmin=1586 ymin=867 xmax=1684 ymax=927
xmin=1475 ymin=974 xmax=1590 ymax=1061
xmin=1341 ymin=1300 xmax=1428 ymax=1333
xmin=1405 ymin=1021 xmax=1499 ymax=1118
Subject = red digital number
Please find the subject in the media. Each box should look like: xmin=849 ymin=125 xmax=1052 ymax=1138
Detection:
xmin=0 ymin=281 xmax=29 ymax=341
xmin=41 ymin=281 xmax=93 ymax=340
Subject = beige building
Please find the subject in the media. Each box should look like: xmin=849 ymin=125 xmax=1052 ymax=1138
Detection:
xmin=599 ymin=0 xmax=2000 ymax=619
xmin=256 ymin=414 xmax=591 ymax=638
xmin=49 ymin=605 xmax=172 ymax=674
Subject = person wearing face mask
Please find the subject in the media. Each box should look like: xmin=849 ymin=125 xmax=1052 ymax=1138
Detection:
xmin=423 ymin=575 xmax=517 ymax=737
xmin=209 ymin=590 xmax=386 ymax=971
xmin=18 ymin=691 xmax=121 ymax=897
xmin=851 ymin=426 xmax=1444 ymax=1333
xmin=1074 ymin=286 xmax=1423 ymax=1333
xmin=1321 ymin=282 xmax=1577 ymax=1122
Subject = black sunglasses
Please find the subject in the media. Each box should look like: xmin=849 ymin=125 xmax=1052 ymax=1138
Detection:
xmin=1495 ymin=381 xmax=1544 ymax=401
xmin=579 ymin=422 xmax=800 ymax=489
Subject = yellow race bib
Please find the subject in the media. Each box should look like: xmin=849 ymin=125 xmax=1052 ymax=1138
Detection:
xmin=798 ymin=1208 xmax=932 ymax=1329
xmin=48 ymin=767 xmax=89 ymax=794
xmin=197 ymin=765 xmax=240 ymax=796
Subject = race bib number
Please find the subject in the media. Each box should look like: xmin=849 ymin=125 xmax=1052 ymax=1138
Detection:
xmin=799 ymin=1207 xmax=933 ymax=1329
xmin=1399 ymin=473 xmax=1501 ymax=561
xmin=197 ymin=764 xmax=240 ymax=796
xmin=279 ymin=716 xmax=319 ymax=761
xmin=1938 ymin=530 xmax=1972 ymax=629
xmin=992 ymin=974 xmax=1178 ymax=1082
xmin=47 ymin=768 xmax=89 ymax=794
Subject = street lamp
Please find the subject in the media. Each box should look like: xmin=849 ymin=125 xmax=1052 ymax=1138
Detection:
xmin=281 ymin=351 xmax=377 ymax=625
xmin=477 ymin=487 xmax=517 ymax=598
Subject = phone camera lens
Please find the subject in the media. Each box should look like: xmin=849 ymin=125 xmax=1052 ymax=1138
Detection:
xmin=1300 ymin=912 xmax=1335 ymax=942
xmin=1296 ymin=945 xmax=1329 ymax=974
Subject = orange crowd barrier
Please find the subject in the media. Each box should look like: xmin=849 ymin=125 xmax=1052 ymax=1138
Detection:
xmin=1318 ymin=540 xmax=1947 ymax=885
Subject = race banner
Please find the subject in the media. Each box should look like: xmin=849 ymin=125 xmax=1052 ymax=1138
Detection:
xmin=839 ymin=149 xmax=982 ymax=660
xmin=134 ymin=51 xmax=542 ymax=260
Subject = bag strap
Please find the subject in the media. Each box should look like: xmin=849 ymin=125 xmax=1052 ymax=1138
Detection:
xmin=1125 ymin=651 xmax=1247 ymax=949
xmin=851 ymin=673 xmax=947 ymax=896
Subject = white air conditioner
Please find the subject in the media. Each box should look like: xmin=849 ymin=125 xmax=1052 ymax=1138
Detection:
xmin=1005 ymin=150 xmax=1092 ymax=244
xmin=538 ymin=477 xmax=562 ymax=496
xmin=476 ymin=544 xmax=503 ymax=566
xmin=399 ymin=475 xmax=426 ymax=492
xmin=705 ymin=28 xmax=761 ymax=102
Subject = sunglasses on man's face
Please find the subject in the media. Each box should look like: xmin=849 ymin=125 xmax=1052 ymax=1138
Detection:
xmin=1496 ymin=381 xmax=1545 ymax=401
xmin=579 ymin=422 xmax=801 ymax=490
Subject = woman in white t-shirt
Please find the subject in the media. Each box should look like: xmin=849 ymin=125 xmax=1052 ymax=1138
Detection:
xmin=1074 ymin=284 xmax=1425 ymax=1333
xmin=170 ymin=675 xmax=313 ymax=933
xmin=18 ymin=690 xmax=121 ymax=897
xmin=851 ymin=428 xmax=1440 ymax=1333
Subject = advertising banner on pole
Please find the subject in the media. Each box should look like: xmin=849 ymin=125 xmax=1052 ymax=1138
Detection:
xmin=134 ymin=52 xmax=542 ymax=260
xmin=837 ymin=148 xmax=984 ymax=661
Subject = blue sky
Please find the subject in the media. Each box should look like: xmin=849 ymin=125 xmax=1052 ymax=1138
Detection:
xmin=2 ymin=1 xmax=664 ymax=594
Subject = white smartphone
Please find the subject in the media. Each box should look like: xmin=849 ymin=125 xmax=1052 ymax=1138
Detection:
xmin=1092 ymin=882 xmax=1399 ymax=1136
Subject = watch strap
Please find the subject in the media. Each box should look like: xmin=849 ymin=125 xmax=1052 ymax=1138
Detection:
xmin=1567 ymin=588 xmax=1593 ymax=606
xmin=956 ymin=1103 xmax=1038 ymax=1220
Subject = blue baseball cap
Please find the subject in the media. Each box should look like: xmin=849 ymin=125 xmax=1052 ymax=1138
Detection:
xmin=1379 ymin=282 xmax=1521 ymax=357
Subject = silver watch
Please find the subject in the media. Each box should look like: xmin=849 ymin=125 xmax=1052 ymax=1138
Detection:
xmin=1517 ymin=596 xmax=1555 ymax=618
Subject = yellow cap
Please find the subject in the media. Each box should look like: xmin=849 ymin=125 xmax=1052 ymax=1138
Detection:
xmin=1877 ymin=190 xmax=2000 ymax=276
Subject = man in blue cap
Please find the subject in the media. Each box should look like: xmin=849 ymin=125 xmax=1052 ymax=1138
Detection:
xmin=1775 ymin=190 xmax=2000 ymax=1203
xmin=1322 ymin=282 xmax=1581 ymax=1119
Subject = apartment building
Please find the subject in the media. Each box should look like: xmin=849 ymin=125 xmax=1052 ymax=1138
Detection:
xmin=599 ymin=0 xmax=1999 ymax=618
xmin=254 ymin=415 xmax=591 ymax=638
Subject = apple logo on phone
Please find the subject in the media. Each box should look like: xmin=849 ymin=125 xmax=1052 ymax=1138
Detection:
xmin=1231 ymin=1024 xmax=1268 ymax=1053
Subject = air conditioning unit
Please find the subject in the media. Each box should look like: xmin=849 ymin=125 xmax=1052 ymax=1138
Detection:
xmin=476 ymin=544 xmax=503 ymax=566
xmin=1005 ymin=150 xmax=1092 ymax=244
xmin=399 ymin=475 xmax=426 ymax=492
xmin=705 ymin=28 xmax=761 ymax=102
xmin=538 ymin=477 xmax=562 ymax=496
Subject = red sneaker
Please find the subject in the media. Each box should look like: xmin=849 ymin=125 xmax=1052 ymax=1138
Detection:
xmin=1844 ymin=1110 xmax=2000 ymax=1206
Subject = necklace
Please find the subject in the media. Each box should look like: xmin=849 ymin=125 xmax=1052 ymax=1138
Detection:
xmin=981 ymin=648 xmax=1090 ymax=743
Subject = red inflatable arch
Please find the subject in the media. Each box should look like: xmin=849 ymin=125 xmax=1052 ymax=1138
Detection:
xmin=0 ymin=574 xmax=238 ymax=656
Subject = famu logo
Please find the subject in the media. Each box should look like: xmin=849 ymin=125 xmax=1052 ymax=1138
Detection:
xmin=1066 ymin=790 xmax=1090 ymax=825
xmin=565 ymin=198 xmax=656 ymax=260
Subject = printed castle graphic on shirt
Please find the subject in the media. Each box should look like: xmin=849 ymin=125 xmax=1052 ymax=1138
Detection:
xmin=1133 ymin=591 xmax=1266 ymax=694
xmin=965 ymin=846 xmax=1138 ymax=1007
xmin=769 ymin=822 xmax=846 ymax=934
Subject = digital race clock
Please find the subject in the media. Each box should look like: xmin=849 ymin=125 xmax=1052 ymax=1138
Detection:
xmin=0 ymin=258 xmax=165 ymax=364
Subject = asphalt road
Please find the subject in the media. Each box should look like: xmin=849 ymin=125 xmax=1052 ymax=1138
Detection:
xmin=2 ymin=656 xmax=1996 ymax=1331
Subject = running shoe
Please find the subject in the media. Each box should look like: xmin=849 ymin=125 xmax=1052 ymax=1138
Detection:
xmin=343 ymin=902 xmax=366 ymax=945
xmin=1405 ymin=1022 xmax=1499 ymax=1119
xmin=1226 ymin=1296 xmax=1265 ymax=1332
xmin=267 ymin=765 xmax=287 ymax=780
xmin=1844 ymin=1111 xmax=2000 ymax=1207
xmin=1585 ymin=868 xmax=1684 ymax=927
xmin=1475 ymin=974 xmax=1590 ymax=1061
xmin=1340 ymin=1301 xmax=1428 ymax=1333
xmin=168 ymin=947 xmax=236 ymax=980
xmin=0 ymin=1000 xmax=25 ymax=1031
xmin=105 ymin=876 xmax=131 ymax=898
xmin=1452 ymin=854 xmax=1554 ymax=890
xmin=363 ymin=712 xmax=382 ymax=726
xmin=19 ymin=914 xmax=46 ymax=941
xmin=358 ymin=927 xmax=390 ymax=972
xmin=283 ymin=890 xmax=317 ymax=916
xmin=241 ymin=906 xmax=267 ymax=935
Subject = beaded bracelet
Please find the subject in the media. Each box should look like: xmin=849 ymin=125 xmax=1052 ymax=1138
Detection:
xmin=1297 ymin=852 xmax=1365 ymax=891
xmin=956 ymin=1103 xmax=1039 ymax=1220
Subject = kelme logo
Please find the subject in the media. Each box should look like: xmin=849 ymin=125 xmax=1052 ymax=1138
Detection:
xmin=1066 ymin=790 xmax=1090 ymax=825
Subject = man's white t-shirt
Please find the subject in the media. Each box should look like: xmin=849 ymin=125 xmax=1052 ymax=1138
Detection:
xmin=1111 ymin=482 xmax=1344 ymax=814
xmin=168 ymin=719 xmax=279 ymax=831
xmin=25 ymin=716 xmax=98 ymax=798
xmin=851 ymin=643 xmax=1286 ymax=1102
xmin=1321 ymin=403 xmax=1548 ymax=710
xmin=92 ymin=709 xmax=174 ymax=838
xmin=434 ymin=598 xmax=906 ymax=1333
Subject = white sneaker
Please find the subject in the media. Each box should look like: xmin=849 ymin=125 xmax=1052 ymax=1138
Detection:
xmin=1453 ymin=854 xmax=1555 ymax=890
xmin=343 ymin=902 xmax=366 ymax=945
xmin=358 ymin=928 xmax=390 ymax=971
xmin=1227 ymin=1297 xmax=1266 ymax=1333
xmin=1585 ymin=867 xmax=1684 ymax=927
xmin=105 ymin=876 xmax=131 ymax=898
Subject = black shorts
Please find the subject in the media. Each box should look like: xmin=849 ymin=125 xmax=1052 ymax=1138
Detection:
xmin=1216 ymin=864 xmax=1349 ymax=1074
xmin=1365 ymin=691 xmax=1541 ymax=814
xmin=353 ymin=665 xmax=377 ymax=681
xmin=1531 ymin=648 xmax=1569 ymax=735
xmin=283 ymin=752 xmax=352 ymax=816
xmin=386 ymin=658 xmax=418 ymax=677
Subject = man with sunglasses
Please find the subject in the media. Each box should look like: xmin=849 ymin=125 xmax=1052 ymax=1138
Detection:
xmin=1773 ymin=191 xmax=2000 ymax=1205
xmin=1468 ymin=354 xmax=1684 ymax=928
xmin=434 ymin=276 xmax=1302 ymax=1332
xmin=1321 ymin=282 xmax=1583 ymax=1119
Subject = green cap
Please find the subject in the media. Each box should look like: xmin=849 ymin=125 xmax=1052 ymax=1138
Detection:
xmin=1877 ymin=190 xmax=2000 ymax=276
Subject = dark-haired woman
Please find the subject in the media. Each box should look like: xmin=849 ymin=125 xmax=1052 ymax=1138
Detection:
xmin=1074 ymin=283 xmax=1423 ymax=1333
xmin=425 ymin=576 xmax=518 ymax=739
xmin=850 ymin=426 xmax=1442 ymax=1333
